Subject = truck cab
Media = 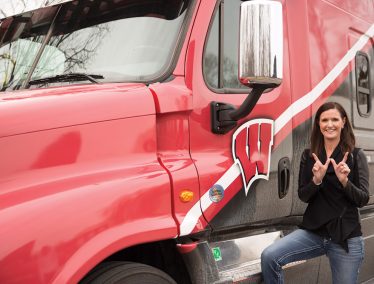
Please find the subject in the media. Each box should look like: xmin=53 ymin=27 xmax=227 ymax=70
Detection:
xmin=0 ymin=0 xmax=373 ymax=283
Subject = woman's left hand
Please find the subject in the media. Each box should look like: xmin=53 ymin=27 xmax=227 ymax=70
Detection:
xmin=330 ymin=152 xmax=350 ymax=187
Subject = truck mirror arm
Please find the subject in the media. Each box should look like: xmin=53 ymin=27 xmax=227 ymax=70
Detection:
xmin=210 ymin=84 xmax=276 ymax=134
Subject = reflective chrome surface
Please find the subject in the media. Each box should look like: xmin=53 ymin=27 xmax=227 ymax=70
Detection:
xmin=210 ymin=231 xmax=281 ymax=281
xmin=239 ymin=0 xmax=283 ymax=86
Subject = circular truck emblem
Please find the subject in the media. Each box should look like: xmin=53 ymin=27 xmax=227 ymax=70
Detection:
xmin=209 ymin=184 xmax=224 ymax=203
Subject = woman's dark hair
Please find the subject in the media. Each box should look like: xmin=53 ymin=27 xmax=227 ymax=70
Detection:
xmin=311 ymin=101 xmax=355 ymax=155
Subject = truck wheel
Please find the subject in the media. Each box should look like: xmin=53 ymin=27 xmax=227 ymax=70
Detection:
xmin=82 ymin=261 xmax=177 ymax=284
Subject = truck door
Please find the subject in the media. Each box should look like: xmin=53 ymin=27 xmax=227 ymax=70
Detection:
xmin=180 ymin=0 xmax=294 ymax=235
xmin=350 ymin=46 xmax=374 ymax=201
xmin=350 ymin=40 xmax=374 ymax=284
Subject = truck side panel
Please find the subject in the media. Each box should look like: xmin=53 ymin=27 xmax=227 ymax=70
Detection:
xmin=0 ymin=116 xmax=177 ymax=284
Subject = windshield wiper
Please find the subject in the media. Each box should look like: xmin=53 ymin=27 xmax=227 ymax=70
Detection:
xmin=28 ymin=73 xmax=104 ymax=86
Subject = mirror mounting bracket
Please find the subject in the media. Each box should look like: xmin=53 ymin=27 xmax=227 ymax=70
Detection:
xmin=211 ymin=84 xmax=275 ymax=134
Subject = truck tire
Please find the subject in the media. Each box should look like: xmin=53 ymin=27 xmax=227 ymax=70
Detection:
xmin=81 ymin=261 xmax=177 ymax=284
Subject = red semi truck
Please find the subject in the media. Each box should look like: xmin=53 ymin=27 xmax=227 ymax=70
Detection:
xmin=0 ymin=0 xmax=373 ymax=283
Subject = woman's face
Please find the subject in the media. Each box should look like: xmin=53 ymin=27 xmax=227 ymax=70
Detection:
xmin=319 ymin=108 xmax=345 ymax=142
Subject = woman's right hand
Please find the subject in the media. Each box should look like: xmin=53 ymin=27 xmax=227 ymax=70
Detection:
xmin=311 ymin=153 xmax=330 ymax=185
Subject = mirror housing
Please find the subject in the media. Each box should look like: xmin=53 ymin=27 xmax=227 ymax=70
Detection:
xmin=211 ymin=0 xmax=283 ymax=134
xmin=239 ymin=0 xmax=283 ymax=87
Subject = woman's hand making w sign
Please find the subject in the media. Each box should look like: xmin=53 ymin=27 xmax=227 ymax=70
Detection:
xmin=330 ymin=152 xmax=350 ymax=187
xmin=311 ymin=153 xmax=330 ymax=185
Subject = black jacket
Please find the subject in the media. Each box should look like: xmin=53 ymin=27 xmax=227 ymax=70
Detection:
xmin=298 ymin=146 xmax=370 ymax=251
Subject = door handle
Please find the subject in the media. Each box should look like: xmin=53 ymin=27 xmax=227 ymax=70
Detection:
xmin=278 ymin=157 xmax=290 ymax=199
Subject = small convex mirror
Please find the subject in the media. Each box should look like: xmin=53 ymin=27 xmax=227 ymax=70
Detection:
xmin=239 ymin=0 xmax=283 ymax=87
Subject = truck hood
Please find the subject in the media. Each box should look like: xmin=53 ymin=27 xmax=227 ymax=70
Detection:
xmin=0 ymin=83 xmax=155 ymax=138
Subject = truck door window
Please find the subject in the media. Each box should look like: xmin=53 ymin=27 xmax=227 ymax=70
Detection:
xmin=355 ymin=52 xmax=371 ymax=116
xmin=203 ymin=0 xmax=249 ymax=92
xmin=0 ymin=0 xmax=191 ymax=91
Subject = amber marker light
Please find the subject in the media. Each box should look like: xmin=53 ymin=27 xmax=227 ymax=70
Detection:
xmin=179 ymin=190 xmax=194 ymax=202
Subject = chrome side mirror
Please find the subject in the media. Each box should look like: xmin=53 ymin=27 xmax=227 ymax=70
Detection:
xmin=239 ymin=0 xmax=283 ymax=87
xmin=211 ymin=0 xmax=284 ymax=134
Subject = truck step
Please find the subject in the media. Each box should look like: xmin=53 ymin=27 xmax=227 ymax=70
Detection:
xmin=208 ymin=231 xmax=282 ymax=284
xmin=217 ymin=259 xmax=262 ymax=283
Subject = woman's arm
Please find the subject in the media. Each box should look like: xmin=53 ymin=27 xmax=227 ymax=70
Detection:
xmin=298 ymin=149 xmax=320 ymax=203
xmin=342 ymin=149 xmax=370 ymax=207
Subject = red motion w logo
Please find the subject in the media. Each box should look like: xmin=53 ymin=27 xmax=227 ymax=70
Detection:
xmin=232 ymin=119 xmax=274 ymax=195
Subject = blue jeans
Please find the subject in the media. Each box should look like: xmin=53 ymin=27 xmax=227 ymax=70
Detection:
xmin=261 ymin=229 xmax=364 ymax=284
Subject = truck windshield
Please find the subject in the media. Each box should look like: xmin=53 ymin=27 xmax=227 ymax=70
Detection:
xmin=0 ymin=0 xmax=190 ymax=91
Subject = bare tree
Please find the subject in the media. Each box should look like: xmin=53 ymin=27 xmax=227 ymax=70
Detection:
xmin=0 ymin=16 xmax=109 ymax=90
xmin=0 ymin=0 xmax=70 ymax=18
xmin=204 ymin=53 xmax=243 ymax=89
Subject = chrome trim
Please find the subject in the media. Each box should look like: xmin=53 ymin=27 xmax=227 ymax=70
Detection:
xmin=239 ymin=0 xmax=283 ymax=86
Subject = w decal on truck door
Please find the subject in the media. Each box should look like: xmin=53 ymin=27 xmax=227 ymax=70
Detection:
xmin=232 ymin=119 xmax=274 ymax=195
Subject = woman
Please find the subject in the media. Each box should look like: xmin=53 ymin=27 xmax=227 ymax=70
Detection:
xmin=261 ymin=102 xmax=369 ymax=284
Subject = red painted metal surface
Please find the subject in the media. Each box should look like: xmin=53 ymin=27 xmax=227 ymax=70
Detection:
xmin=286 ymin=0 xmax=373 ymax=127
xmin=0 ymin=83 xmax=154 ymax=138
xmin=149 ymin=78 xmax=206 ymax=235
xmin=177 ymin=243 xmax=198 ymax=254
xmin=0 ymin=85 xmax=177 ymax=283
